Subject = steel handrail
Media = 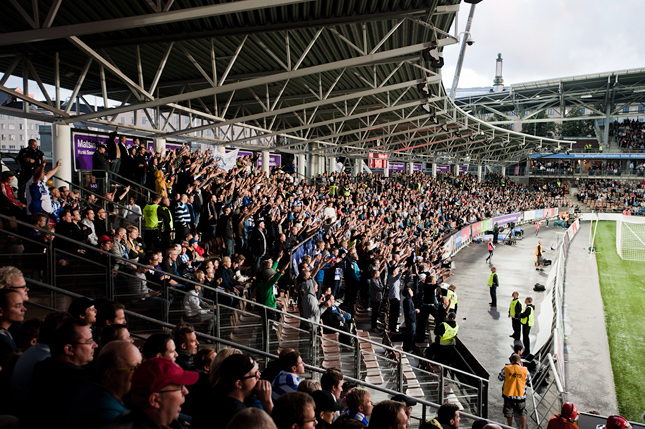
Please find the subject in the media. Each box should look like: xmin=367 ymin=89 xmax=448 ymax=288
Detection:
xmin=20 ymin=274 xmax=508 ymax=428
xmin=0 ymin=213 xmax=489 ymax=385
xmin=53 ymin=174 xmax=138 ymax=217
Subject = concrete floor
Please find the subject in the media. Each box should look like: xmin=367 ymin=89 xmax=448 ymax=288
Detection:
xmin=447 ymin=221 xmax=617 ymax=423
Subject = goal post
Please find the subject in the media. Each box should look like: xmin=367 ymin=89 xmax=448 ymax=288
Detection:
xmin=616 ymin=217 xmax=645 ymax=261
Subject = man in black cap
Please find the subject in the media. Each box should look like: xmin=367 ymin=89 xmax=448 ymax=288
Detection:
xmin=92 ymin=144 xmax=110 ymax=172
xmin=68 ymin=297 xmax=97 ymax=326
xmin=192 ymin=353 xmax=273 ymax=429
xmin=310 ymin=390 xmax=344 ymax=429
xmin=391 ymin=394 xmax=417 ymax=421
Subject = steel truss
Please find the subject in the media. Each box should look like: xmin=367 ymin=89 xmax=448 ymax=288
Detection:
xmin=0 ymin=1 xmax=567 ymax=165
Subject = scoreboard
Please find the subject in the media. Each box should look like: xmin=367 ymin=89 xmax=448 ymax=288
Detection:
xmin=368 ymin=152 xmax=388 ymax=169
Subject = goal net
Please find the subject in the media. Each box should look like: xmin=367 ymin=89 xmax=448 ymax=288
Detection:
xmin=616 ymin=218 xmax=645 ymax=261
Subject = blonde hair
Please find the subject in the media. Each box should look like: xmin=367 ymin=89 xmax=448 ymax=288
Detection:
xmin=0 ymin=266 xmax=23 ymax=289
xmin=297 ymin=379 xmax=321 ymax=394
xmin=209 ymin=347 xmax=242 ymax=386
xmin=346 ymin=387 xmax=371 ymax=411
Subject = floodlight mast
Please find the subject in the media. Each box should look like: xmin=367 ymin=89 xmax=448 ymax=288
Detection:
xmin=449 ymin=3 xmax=477 ymax=100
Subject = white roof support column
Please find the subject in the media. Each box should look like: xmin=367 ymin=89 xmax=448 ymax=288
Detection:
xmin=52 ymin=123 xmax=72 ymax=186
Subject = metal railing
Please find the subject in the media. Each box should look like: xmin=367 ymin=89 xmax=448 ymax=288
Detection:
xmin=55 ymin=174 xmax=143 ymax=231
xmin=0 ymin=212 xmax=490 ymax=417
xmin=17 ymin=274 xmax=510 ymax=429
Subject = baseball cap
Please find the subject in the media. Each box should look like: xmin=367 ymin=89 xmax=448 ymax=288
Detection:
xmin=97 ymin=235 xmax=113 ymax=244
xmin=391 ymin=393 xmax=417 ymax=407
xmin=131 ymin=357 xmax=199 ymax=396
xmin=310 ymin=390 xmax=344 ymax=412
xmin=218 ymin=354 xmax=256 ymax=383
xmin=67 ymin=297 xmax=94 ymax=318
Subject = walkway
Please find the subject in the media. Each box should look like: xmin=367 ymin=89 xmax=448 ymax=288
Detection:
xmin=447 ymin=220 xmax=616 ymax=423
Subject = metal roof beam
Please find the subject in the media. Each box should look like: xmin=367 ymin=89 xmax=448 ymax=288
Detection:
xmin=0 ymin=0 xmax=314 ymax=46
xmin=62 ymin=40 xmax=442 ymax=125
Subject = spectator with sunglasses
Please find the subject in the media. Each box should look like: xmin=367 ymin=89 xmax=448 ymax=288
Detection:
xmin=65 ymin=340 xmax=142 ymax=427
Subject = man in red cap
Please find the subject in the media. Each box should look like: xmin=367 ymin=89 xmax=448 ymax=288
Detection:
xmin=546 ymin=402 xmax=579 ymax=429
xmin=115 ymin=357 xmax=198 ymax=428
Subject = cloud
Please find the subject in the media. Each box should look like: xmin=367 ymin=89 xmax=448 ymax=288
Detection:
xmin=442 ymin=0 xmax=645 ymax=89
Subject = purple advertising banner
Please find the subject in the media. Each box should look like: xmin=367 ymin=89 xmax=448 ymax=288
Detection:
xmin=388 ymin=162 xmax=405 ymax=172
xmin=73 ymin=132 xmax=184 ymax=170
xmin=493 ymin=212 xmax=522 ymax=227
xmin=436 ymin=164 xmax=450 ymax=173
xmin=257 ymin=153 xmax=282 ymax=168
xmin=411 ymin=163 xmax=423 ymax=172
xmin=459 ymin=165 xmax=467 ymax=173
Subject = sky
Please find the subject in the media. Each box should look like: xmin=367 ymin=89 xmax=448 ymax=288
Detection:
xmin=441 ymin=0 xmax=645 ymax=91
xmin=3 ymin=0 xmax=645 ymax=102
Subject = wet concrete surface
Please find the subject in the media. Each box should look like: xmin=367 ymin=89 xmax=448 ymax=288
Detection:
xmin=447 ymin=221 xmax=616 ymax=423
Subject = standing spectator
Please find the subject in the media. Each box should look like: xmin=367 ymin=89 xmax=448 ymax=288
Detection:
xmin=488 ymin=266 xmax=499 ymax=307
xmin=142 ymin=194 xmax=163 ymax=250
xmin=498 ymin=354 xmax=530 ymax=429
xmin=16 ymin=138 xmax=45 ymax=202
xmin=25 ymin=159 xmax=61 ymax=217
xmin=92 ymin=144 xmax=109 ymax=173
xmin=215 ymin=204 xmax=234 ymax=257
xmin=0 ymin=171 xmax=26 ymax=221
xmin=106 ymin=129 xmax=120 ymax=173
xmin=520 ymin=297 xmax=535 ymax=357
xmin=249 ymin=217 xmax=268 ymax=274
xmin=159 ymin=197 xmax=175 ymax=251
xmin=492 ymin=222 xmax=500 ymax=245
xmin=174 ymin=194 xmax=191 ymax=243
xmin=114 ymin=357 xmax=198 ymax=429
xmin=401 ymin=287 xmax=418 ymax=353
xmin=368 ymin=268 xmax=384 ymax=332
xmin=387 ymin=265 xmax=405 ymax=333
xmin=124 ymin=196 xmax=142 ymax=227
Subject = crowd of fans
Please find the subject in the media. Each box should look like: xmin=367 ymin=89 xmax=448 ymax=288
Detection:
xmin=0 ymin=132 xmax=577 ymax=428
xmin=609 ymin=119 xmax=645 ymax=150
xmin=531 ymin=160 xmax=575 ymax=175
xmin=574 ymin=179 xmax=645 ymax=213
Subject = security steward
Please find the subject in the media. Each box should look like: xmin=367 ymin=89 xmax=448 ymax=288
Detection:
xmin=520 ymin=297 xmax=535 ymax=357
xmin=435 ymin=311 xmax=458 ymax=366
xmin=508 ymin=291 xmax=522 ymax=341
xmin=142 ymin=194 xmax=163 ymax=250
xmin=498 ymin=353 xmax=530 ymax=429
xmin=446 ymin=284 xmax=458 ymax=314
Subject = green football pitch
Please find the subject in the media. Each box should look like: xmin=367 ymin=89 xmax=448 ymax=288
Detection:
xmin=594 ymin=221 xmax=645 ymax=421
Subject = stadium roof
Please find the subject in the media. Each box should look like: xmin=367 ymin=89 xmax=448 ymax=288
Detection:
xmin=0 ymin=0 xmax=567 ymax=165
xmin=455 ymin=68 xmax=645 ymax=126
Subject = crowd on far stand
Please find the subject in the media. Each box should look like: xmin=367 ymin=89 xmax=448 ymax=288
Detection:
xmin=0 ymin=129 xmax=592 ymax=429
xmin=609 ymin=119 xmax=645 ymax=150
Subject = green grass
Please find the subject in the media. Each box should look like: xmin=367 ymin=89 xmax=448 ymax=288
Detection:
xmin=594 ymin=221 xmax=645 ymax=421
